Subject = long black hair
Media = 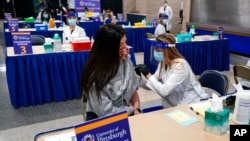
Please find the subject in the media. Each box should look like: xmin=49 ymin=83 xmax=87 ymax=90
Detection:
xmin=40 ymin=8 xmax=51 ymax=23
xmin=80 ymin=24 xmax=127 ymax=100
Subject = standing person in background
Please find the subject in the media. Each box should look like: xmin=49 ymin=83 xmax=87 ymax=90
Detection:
xmin=62 ymin=11 xmax=86 ymax=44
xmin=179 ymin=0 xmax=184 ymax=24
xmin=135 ymin=33 xmax=209 ymax=108
xmin=158 ymin=0 xmax=173 ymax=33
xmin=80 ymin=24 xmax=141 ymax=121
xmin=154 ymin=13 xmax=167 ymax=37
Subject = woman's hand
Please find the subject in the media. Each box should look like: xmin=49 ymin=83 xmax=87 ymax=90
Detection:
xmin=134 ymin=108 xmax=141 ymax=115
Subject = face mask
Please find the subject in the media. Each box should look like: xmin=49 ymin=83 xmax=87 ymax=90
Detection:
xmin=162 ymin=19 xmax=168 ymax=25
xmin=43 ymin=14 xmax=49 ymax=19
xmin=154 ymin=50 xmax=164 ymax=62
xmin=119 ymin=46 xmax=129 ymax=59
xmin=68 ymin=19 xmax=77 ymax=25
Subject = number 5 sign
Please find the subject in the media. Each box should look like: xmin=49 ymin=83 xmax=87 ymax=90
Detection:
xmin=11 ymin=32 xmax=33 ymax=55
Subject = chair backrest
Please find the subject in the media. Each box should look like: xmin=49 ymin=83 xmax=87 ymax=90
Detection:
xmin=31 ymin=35 xmax=45 ymax=45
xmin=233 ymin=65 xmax=250 ymax=84
xmin=145 ymin=33 xmax=155 ymax=39
xmin=198 ymin=70 xmax=229 ymax=96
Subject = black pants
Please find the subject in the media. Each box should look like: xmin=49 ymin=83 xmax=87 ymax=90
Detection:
xmin=179 ymin=10 xmax=183 ymax=24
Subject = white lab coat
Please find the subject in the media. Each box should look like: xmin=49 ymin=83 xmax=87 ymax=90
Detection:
xmin=154 ymin=23 xmax=166 ymax=37
xmin=158 ymin=5 xmax=173 ymax=31
xmin=62 ymin=25 xmax=87 ymax=44
xmin=140 ymin=58 xmax=209 ymax=108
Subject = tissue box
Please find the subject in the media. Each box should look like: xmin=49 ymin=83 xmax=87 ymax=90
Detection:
xmin=204 ymin=108 xmax=230 ymax=135
xmin=71 ymin=41 xmax=91 ymax=51
xmin=176 ymin=34 xmax=192 ymax=42
xmin=35 ymin=24 xmax=48 ymax=31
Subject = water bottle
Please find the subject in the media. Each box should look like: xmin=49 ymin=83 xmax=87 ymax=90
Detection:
xmin=128 ymin=21 xmax=131 ymax=27
xmin=53 ymin=33 xmax=62 ymax=52
xmin=189 ymin=25 xmax=195 ymax=35
xmin=152 ymin=18 xmax=157 ymax=27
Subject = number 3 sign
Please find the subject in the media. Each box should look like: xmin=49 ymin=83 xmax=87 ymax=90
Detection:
xmin=11 ymin=32 xmax=33 ymax=55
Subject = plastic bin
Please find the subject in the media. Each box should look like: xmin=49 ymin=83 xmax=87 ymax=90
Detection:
xmin=24 ymin=17 xmax=35 ymax=23
xmin=35 ymin=24 xmax=48 ymax=31
xmin=71 ymin=41 xmax=91 ymax=51
xmin=176 ymin=34 xmax=192 ymax=42
xmin=134 ymin=22 xmax=146 ymax=28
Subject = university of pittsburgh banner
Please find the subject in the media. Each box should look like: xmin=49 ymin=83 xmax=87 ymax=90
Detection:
xmin=74 ymin=0 xmax=101 ymax=13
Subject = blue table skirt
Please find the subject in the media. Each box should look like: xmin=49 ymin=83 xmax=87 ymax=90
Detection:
xmin=4 ymin=30 xmax=63 ymax=47
xmin=3 ymin=21 xmax=62 ymax=29
xmin=6 ymin=49 xmax=136 ymax=108
xmin=195 ymin=29 xmax=250 ymax=57
xmin=144 ymin=39 xmax=230 ymax=75
xmin=125 ymin=27 xmax=155 ymax=52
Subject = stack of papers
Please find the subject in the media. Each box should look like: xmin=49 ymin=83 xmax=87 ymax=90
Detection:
xmin=166 ymin=110 xmax=199 ymax=126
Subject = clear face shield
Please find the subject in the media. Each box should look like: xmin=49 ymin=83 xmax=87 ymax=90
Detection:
xmin=150 ymin=41 xmax=175 ymax=64
xmin=160 ymin=15 xmax=168 ymax=24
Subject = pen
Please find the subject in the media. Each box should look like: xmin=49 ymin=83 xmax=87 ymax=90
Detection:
xmin=189 ymin=106 xmax=204 ymax=117
xmin=200 ymin=97 xmax=211 ymax=101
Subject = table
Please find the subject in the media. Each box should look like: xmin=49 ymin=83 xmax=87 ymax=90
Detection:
xmin=144 ymin=39 xmax=230 ymax=75
xmin=4 ymin=24 xmax=153 ymax=53
xmin=3 ymin=20 xmax=62 ymax=29
xmin=34 ymin=105 xmax=229 ymax=141
xmin=78 ymin=21 xmax=127 ymax=38
xmin=4 ymin=28 xmax=63 ymax=47
xmin=186 ymin=22 xmax=250 ymax=57
xmin=6 ymin=46 xmax=136 ymax=108
xmin=79 ymin=22 xmax=154 ymax=52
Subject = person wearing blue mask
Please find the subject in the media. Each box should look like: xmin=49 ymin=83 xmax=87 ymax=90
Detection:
xmin=36 ymin=8 xmax=51 ymax=23
xmin=154 ymin=13 xmax=167 ymax=37
xmin=135 ymin=33 xmax=210 ymax=108
xmin=62 ymin=11 xmax=87 ymax=44
xmin=158 ymin=0 xmax=173 ymax=33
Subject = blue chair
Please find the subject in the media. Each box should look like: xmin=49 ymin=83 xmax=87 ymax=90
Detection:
xmin=142 ymin=105 xmax=163 ymax=113
xmin=31 ymin=35 xmax=45 ymax=45
xmin=198 ymin=70 xmax=229 ymax=96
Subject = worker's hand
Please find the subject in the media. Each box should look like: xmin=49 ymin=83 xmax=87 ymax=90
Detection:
xmin=134 ymin=64 xmax=150 ymax=77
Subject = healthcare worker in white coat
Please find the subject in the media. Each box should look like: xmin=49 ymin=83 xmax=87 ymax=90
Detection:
xmin=135 ymin=33 xmax=210 ymax=108
xmin=154 ymin=13 xmax=167 ymax=37
xmin=158 ymin=0 xmax=173 ymax=33
xmin=63 ymin=12 xmax=87 ymax=44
